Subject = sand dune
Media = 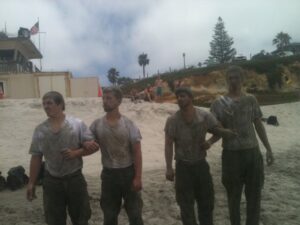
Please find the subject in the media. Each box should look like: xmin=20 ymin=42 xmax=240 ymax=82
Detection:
xmin=0 ymin=98 xmax=300 ymax=225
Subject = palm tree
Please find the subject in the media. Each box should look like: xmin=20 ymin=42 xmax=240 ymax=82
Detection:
xmin=138 ymin=53 xmax=150 ymax=78
xmin=273 ymin=32 xmax=292 ymax=51
xmin=107 ymin=67 xmax=119 ymax=86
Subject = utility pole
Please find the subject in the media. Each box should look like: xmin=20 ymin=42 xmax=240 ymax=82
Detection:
xmin=38 ymin=37 xmax=41 ymax=70
xmin=183 ymin=52 xmax=186 ymax=69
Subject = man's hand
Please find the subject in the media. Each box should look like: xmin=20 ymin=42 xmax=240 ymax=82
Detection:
xmin=132 ymin=177 xmax=142 ymax=192
xmin=266 ymin=151 xmax=274 ymax=166
xmin=83 ymin=140 xmax=99 ymax=151
xmin=221 ymin=128 xmax=238 ymax=139
xmin=165 ymin=168 xmax=175 ymax=181
xmin=26 ymin=183 xmax=37 ymax=201
xmin=62 ymin=149 xmax=79 ymax=160
xmin=200 ymin=141 xmax=211 ymax=151
xmin=212 ymin=127 xmax=237 ymax=140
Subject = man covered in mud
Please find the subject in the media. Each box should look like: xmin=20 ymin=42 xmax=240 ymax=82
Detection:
xmin=27 ymin=91 xmax=98 ymax=225
xmin=210 ymin=66 xmax=274 ymax=225
xmin=86 ymin=87 xmax=144 ymax=225
xmin=164 ymin=87 xmax=236 ymax=225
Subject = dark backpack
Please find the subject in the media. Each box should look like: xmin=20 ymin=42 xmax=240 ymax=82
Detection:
xmin=0 ymin=172 xmax=6 ymax=191
xmin=7 ymin=166 xmax=29 ymax=191
xmin=267 ymin=116 xmax=279 ymax=126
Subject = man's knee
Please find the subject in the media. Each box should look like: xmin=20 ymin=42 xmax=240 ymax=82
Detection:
xmin=44 ymin=209 xmax=67 ymax=225
xmin=68 ymin=202 xmax=91 ymax=225
xmin=128 ymin=215 xmax=144 ymax=225
xmin=101 ymin=207 xmax=119 ymax=225
xmin=124 ymin=195 xmax=143 ymax=224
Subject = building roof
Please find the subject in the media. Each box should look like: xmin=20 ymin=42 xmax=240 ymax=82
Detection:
xmin=0 ymin=37 xmax=42 ymax=59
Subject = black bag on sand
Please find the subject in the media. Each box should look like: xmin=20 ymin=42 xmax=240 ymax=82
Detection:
xmin=7 ymin=166 xmax=29 ymax=191
xmin=0 ymin=172 xmax=6 ymax=191
xmin=267 ymin=115 xmax=279 ymax=126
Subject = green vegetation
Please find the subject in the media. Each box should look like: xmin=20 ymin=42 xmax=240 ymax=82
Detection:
xmin=208 ymin=17 xmax=236 ymax=64
xmin=138 ymin=53 xmax=150 ymax=79
xmin=255 ymin=91 xmax=300 ymax=106
xmin=193 ymin=91 xmax=300 ymax=108
xmin=239 ymin=54 xmax=300 ymax=73
xmin=107 ymin=67 xmax=119 ymax=86
xmin=273 ymin=32 xmax=292 ymax=51
xmin=117 ymin=77 xmax=134 ymax=86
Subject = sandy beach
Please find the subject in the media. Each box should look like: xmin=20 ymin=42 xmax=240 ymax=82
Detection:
xmin=0 ymin=97 xmax=300 ymax=225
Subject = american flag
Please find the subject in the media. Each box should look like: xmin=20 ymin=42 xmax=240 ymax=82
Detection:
xmin=30 ymin=22 xmax=39 ymax=35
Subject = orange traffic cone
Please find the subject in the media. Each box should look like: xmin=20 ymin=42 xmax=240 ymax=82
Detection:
xmin=98 ymin=84 xmax=102 ymax=97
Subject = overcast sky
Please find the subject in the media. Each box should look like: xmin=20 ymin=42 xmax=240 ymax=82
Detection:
xmin=1 ymin=0 xmax=300 ymax=85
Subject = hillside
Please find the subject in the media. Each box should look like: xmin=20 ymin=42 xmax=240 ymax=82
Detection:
xmin=122 ymin=55 xmax=300 ymax=106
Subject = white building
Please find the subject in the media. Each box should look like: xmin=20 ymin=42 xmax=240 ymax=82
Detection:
xmin=0 ymin=29 xmax=101 ymax=99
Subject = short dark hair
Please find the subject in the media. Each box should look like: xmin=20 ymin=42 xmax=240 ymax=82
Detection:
xmin=103 ymin=87 xmax=123 ymax=102
xmin=175 ymin=87 xmax=193 ymax=99
xmin=42 ymin=91 xmax=65 ymax=111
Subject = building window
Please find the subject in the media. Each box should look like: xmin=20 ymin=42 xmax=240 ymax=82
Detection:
xmin=0 ymin=50 xmax=14 ymax=61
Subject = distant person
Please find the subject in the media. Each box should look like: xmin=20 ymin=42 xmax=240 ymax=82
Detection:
xmin=155 ymin=76 xmax=163 ymax=102
xmin=86 ymin=87 xmax=144 ymax=225
xmin=164 ymin=87 xmax=236 ymax=225
xmin=0 ymin=171 xmax=6 ymax=191
xmin=168 ymin=80 xmax=185 ymax=93
xmin=144 ymin=84 xmax=153 ymax=102
xmin=210 ymin=66 xmax=274 ymax=225
xmin=174 ymin=79 xmax=187 ymax=90
xmin=130 ymin=88 xmax=139 ymax=103
xmin=27 ymin=91 xmax=99 ymax=225
xmin=0 ymin=86 xmax=3 ymax=99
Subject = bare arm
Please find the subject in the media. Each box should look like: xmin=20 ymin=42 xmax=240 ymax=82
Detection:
xmin=200 ymin=122 xmax=236 ymax=151
xmin=62 ymin=140 xmax=100 ymax=159
xmin=207 ymin=134 xmax=222 ymax=146
xmin=199 ymin=134 xmax=221 ymax=151
xmin=165 ymin=134 xmax=175 ymax=181
xmin=27 ymin=155 xmax=43 ymax=201
xmin=132 ymin=141 xmax=142 ymax=191
xmin=254 ymin=118 xmax=274 ymax=165
xmin=210 ymin=126 xmax=237 ymax=139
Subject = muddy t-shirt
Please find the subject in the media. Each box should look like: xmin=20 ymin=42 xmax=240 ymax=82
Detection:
xmin=210 ymin=94 xmax=262 ymax=150
xmin=164 ymin=109 xmax=218 ymax=162
xmin=29 ymin=116 xmax=93 ymax=177
xmin=90 ymin=115 xmax=142 ymax=169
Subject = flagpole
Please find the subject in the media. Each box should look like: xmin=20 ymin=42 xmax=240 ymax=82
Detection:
xmin=38 ymin=17 xmax=42 ymax=71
